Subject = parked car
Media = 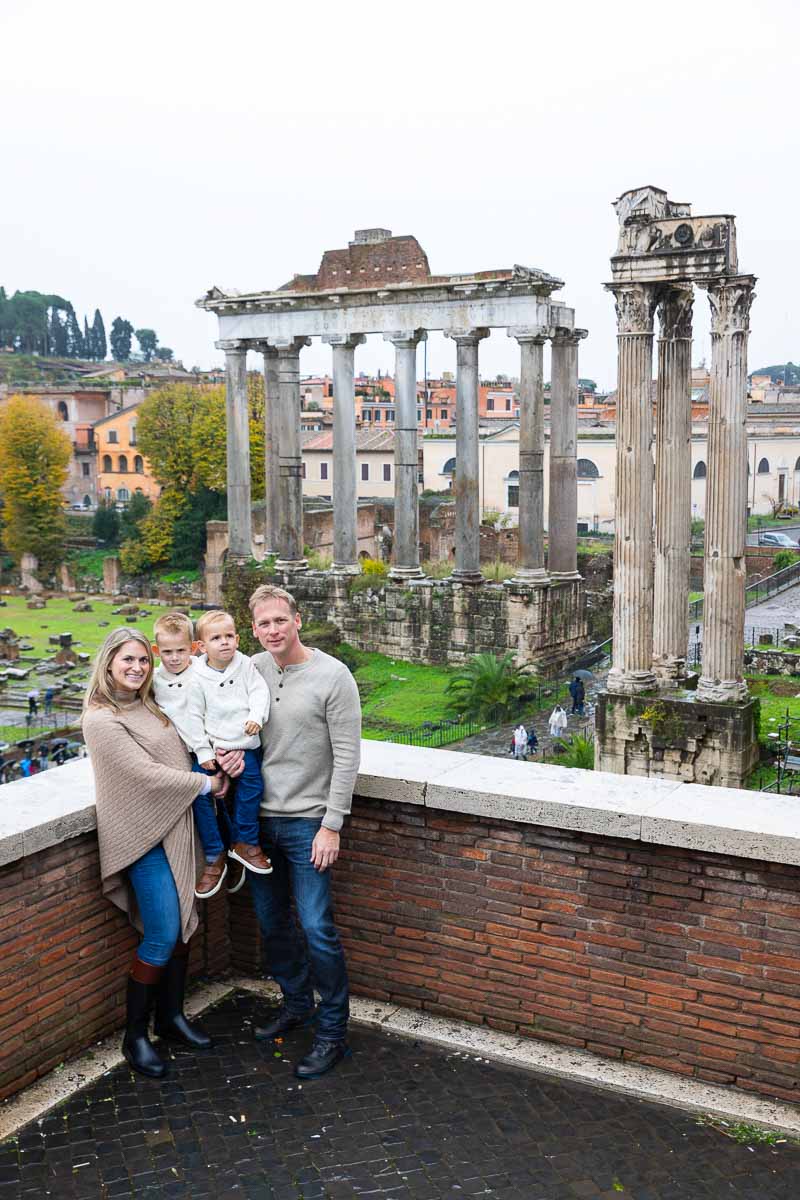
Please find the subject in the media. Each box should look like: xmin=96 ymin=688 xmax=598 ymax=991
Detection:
xmin=761 ymin=532 xmax=798 ymax=548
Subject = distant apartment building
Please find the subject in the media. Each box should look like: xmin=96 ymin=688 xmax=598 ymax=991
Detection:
xmin=301 ymin=428 xmax=422 ymax=500
xmin=93 ymin=403 xmax=160 ymax=506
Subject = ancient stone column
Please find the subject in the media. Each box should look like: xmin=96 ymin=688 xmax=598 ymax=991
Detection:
xmin=508 ymin=328 xmax=549 ymax=585
xmin=273 ymin=337 xmax=311 ymax=572
xmin=697 ymin=276 xmax=756 ymax=703
xmin=653 ymin=287 xmax=693 ymax=687
xmin=325 ymin=333 xmax=366 ymax=574
xmin=548 ymin=328 xmax=586 ymax=580
xmin=217 ymin=339 xmax=251 ymax=560
xmin=385 ymin=330 xmax=426 ymax=579
xmin=606 ymin=284 xmax=658 ymax=695
xmin=262 ymin=345 xmax=280 ymax=556
xmin=446 ymin=328 xmax=489 ymax=583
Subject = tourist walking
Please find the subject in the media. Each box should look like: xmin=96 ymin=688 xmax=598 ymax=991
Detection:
xmin=44 ymin=686 xmax=55 ymax=717
xmin=548 ymin=705 xmax=568 ymax=739
xmin=568 ymin=677 xmax=586 ymax=716
xmin=527 ymin=726 xmax=539 ymax=757
xmin=82 ymin=628 xmax=227 ymax=1080
xmin=512 ymin=724 xmax=528 ymax=760
xmin=27 ymin=688 xmax=39 ymax=718
xmin=216 ymin=584 xmax=361 ymax=1080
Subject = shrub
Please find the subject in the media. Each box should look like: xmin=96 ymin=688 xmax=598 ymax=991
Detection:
xmin=445 ymin=652 xmax=535 ymax=722
xmin=361 ymin=557 xmax=388 ymax=577
xmin=772 ymin=550 xmax=800 ymax=572
xmin=554 ymin=734 xmax=595 ymax=770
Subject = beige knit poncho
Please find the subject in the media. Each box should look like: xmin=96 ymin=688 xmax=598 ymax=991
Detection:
xmin=83 ymin=699 xmax=206 ymax=942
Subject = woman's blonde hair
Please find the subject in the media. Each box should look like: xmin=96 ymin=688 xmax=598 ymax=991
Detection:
xmin=83 ymin=627 xmax=167 ymax=722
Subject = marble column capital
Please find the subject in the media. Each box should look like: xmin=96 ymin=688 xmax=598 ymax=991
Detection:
xmin=322 ymin=333 xmax=367 ymax=349
xmin=270 ymin=336 xmax=312 ymax=356
xmin=216 ymin=338 xmax=249 ymax=354
xmin=383 ymin=329 xmax=427 ymax=348
xmin=705 ymin=275 xmax=756 ymax=336
xmin=444 ymin=327 xmax=489 ymax=345
xmin=551 ymin=326 xmax=588 ymax=347
xmin=606 ymin=282 xmax=658 ymax=335
xmin=250 ymin=340 xmax=279 ymax=357
xmin=657 ymin=287 xmax=694 ymax=341
xmin=507 ymin=326 xmax=551 ymax=345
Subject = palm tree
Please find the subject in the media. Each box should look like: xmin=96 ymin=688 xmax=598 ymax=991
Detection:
xmin=445 ymin=652 xmax=535 ymax=723
xmin=554 ymin=734 xmax=595 ymax=770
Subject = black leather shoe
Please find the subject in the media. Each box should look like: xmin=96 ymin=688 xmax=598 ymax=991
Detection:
xmin=254 ymin=1005 xmax=315 ymax=1042
xmin=294 ymin=1037 xmax=351 ymax=1079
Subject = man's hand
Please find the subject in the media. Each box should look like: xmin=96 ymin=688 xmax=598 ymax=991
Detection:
xmin=310 ymin=827 xmax=340 ymax=872
xmin=244 ymin=720 xmax=261 ymax=736
xmin=215 ymin=748 xmax=245 ymax=777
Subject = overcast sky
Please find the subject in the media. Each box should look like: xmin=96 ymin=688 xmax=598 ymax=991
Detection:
xmin=3 ymin=0 xmax=798 ymax=390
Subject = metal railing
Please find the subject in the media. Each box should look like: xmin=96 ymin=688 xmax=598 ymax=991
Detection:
xmin=689 ymin=559 xmax=800 ymax=623
xmin=384 ymin=679 xmax=571 ymax=749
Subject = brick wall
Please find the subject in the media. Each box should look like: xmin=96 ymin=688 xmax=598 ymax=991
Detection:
xmin=0 ymin=833 xmax=230 ymax=1102
xmin=330 ymin=797 xmax=800 ymax=1104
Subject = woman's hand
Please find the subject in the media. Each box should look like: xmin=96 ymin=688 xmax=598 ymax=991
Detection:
xmin=209 ymin=771 xmax=227 ymax=797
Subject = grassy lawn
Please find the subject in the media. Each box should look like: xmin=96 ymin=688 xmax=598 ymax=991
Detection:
xmin=0 ymin=595 xmax=205 ymax=661
xmin=67 ymin=549 xmax=111 ymax=579
xmin=689 ymin=591 xmax=703 ymax=603
xmin=350 ymin=650 xmax=455 ymax=734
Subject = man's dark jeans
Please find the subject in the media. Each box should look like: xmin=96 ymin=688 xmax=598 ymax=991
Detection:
xmin=249 ymin=816 xmax=349 ymax=1042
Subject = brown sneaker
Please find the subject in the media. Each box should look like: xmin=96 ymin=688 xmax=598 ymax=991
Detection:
xmin=194 ymin=852 xmax=228 ymax=899
xmin=228 ymin=842 xmax=273 ymax=875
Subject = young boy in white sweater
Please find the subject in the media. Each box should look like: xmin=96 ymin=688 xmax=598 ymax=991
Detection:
xmin=185 ymin=609 xmax=272 ymax=889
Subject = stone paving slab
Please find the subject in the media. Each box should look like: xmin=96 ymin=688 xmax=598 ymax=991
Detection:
xmin=2 ymin=990 xmax=800 ymax=1199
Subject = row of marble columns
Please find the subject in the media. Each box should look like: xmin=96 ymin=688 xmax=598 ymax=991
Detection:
xmin=218 ymin=324 xmax=587 ymax=586
xmin=606 ymin=275 xmax=755 ymax=703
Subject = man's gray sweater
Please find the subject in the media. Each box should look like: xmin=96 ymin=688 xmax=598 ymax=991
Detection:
xmin=252 ymin=648 xmax=361 ymax=831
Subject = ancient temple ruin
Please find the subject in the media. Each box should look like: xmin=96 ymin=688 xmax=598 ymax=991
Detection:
xmin=597 ymin=186 xmax=759 ymax=787
xmin=197 ymin=230 xmax=591 ymax=669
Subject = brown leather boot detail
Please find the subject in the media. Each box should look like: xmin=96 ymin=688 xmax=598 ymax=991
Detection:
xmin=194 ymin=852 xmax=228 ymax=899
xmin=228 ymin=842 xmax=273 ymax=875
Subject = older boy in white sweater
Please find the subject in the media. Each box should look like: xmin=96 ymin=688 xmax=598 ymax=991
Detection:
xmin=183 ymin=610 xmax=272 ymax=884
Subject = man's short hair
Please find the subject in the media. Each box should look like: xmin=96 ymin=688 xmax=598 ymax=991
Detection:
xmin=195 ymin=609 xmax=235 ymax=640
xmin=153 ymin=611 xmax=194 ymax=643
xmin=248 ymin=584 xmax=298 ymax=617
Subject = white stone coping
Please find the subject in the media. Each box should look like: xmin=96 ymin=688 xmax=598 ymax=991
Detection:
xmin=3 ymin=743 xmax=800 ymax=869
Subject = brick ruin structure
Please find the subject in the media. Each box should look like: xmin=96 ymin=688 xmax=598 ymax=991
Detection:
xmin=596 ymin=187 xmax=759 ymax=786
xmin=198 ymin=229 xmax=591 ymax=669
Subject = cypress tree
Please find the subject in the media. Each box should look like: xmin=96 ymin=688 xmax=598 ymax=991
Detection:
xmin=83 ymin=316 xmax=91 ymax=359
xmin=65 ymin=306 xmax=84 ymax=358
xmin=91 ymin=309 xmax=107 ymax=361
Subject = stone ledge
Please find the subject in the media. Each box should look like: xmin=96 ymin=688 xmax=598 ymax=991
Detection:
xmin=3 ymin=742 xmax=800 ymax=869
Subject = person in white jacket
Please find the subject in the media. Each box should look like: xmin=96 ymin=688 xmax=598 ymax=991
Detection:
xmin=184 ymin=610 xmax=272 ymax=888
xmin=548 ymin=705 xmax=568 ymax=739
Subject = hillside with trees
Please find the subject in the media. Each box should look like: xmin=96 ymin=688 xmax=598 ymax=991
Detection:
xmin=0 ymin=287 xmax=173 ymax=363
xmin=751 ymin=362 xmax=800 ymax=385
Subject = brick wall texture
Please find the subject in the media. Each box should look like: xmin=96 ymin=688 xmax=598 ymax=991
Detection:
xmin=4 ymin=795 xmax=800 ymax=1105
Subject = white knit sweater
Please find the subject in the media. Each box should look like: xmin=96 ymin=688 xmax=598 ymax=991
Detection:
xmin=184 ymin=650 xmax=270 ymax=763
xmin=153 ymin=659 xmax=198 ymax=747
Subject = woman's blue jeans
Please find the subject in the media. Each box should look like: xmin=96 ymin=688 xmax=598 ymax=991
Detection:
xmin=249 ymin=817 xmax=349 ymax=1042
xmin=126 ymin=843 xmax=181 ymax=967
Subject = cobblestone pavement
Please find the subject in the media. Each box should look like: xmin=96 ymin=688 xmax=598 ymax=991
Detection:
xmin=2 ymin=991 xmax=799 ymax=1199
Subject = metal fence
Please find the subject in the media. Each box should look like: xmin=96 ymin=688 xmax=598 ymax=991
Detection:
xmin=385 ymin=678 xmax=571 ymax=749
xmin=689 ymin=559 xmax=800 ymax=623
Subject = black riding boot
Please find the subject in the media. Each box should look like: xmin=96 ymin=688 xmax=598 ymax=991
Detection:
xmin=122 ymin=957 xmax=167 ymax=1079
xmin=154 ymin=944 xmax=212 ymax=1049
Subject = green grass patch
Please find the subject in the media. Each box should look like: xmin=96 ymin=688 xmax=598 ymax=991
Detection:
xmin=0 ymin=595 xmax=205 ymax=661
xmin=156 ymin=568 xmax=201 ymax=584
xmin=351 ymin=650 xmax=455 ymax=732
xmin=67 ymin=549 xmax=111 ymax=579
xmin=689 ymin=591 xmax=703 ymax=603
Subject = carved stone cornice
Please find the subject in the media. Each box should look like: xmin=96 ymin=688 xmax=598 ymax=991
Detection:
xmin=657 ymin=287 xmax=694 ymax=341
xmin=706 ymin=276 xmax=756 ymax=336
xmin=382 ymin=329 xmax=428 ymax=348
xmin=606 ymin=284 xmax=657 ymax=335
xmin=269 ymin=336 xmax=312 ymax=355
xmin=250 ymin=340 xmax=278 ymax=357
xmin=444 ymin=327 xmax=490 ymax=345
xmin=323 ymin=333 xmax=367 ymax=349
xmin=215 ymin=338 xmax=249 ymax=353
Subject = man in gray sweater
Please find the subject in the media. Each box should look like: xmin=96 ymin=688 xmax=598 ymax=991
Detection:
xmin=217 ymin=583 xmax=361 ymax=1078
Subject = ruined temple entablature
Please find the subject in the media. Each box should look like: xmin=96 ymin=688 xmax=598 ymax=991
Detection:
xmin=611 ymin=185 xmax=738 ymax=283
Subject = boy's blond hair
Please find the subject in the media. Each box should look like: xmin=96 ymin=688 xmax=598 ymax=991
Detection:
xmin=195 ymin=609 xmax=235 ymax=641
xmin=248 ymin=584 xmax=298 ymax=617
xmin=153 ymin=610 xmax=194 ymax=644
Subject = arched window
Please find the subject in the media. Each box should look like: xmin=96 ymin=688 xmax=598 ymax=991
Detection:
xmin=794 ymin=457 xmax=800 ymax=472
xmin=758 ymin=457 xmax=770 ymax=474
xmin=693 ymin=461 xmax=707 ymax=479
xmin=506 ymin=469 xmax=520 ymax=508
xmin=104 ymin=487 xmax=112 ymax=500
xmin=102 ymin=455 xmax=112 ymax=472
xmin=441 ymin=457 xmax=456 ymax=475
xmin=577 ymin=458 xmax=599 ymax=479
xmin=118 ymin=455 xmax=128 ymax=472
xmin=117 ymin=487 xmax=130 ymax=503
xmin=134 ymin=455 xmax=144 ymax=473
xmin=57 ymin=401 xmax=68 ymax=421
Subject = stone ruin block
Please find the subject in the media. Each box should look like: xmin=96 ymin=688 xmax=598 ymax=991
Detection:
xmin=26 ymin=598 xmax=46 ymax=610
xmin=55 ymin=647 xmax=78 ymax=666
xmin=73 ymin=602 xmax=93 ymax=613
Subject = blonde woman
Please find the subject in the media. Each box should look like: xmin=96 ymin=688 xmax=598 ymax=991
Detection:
xmin=83 ymin=627 xmax=226 ymax=1079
